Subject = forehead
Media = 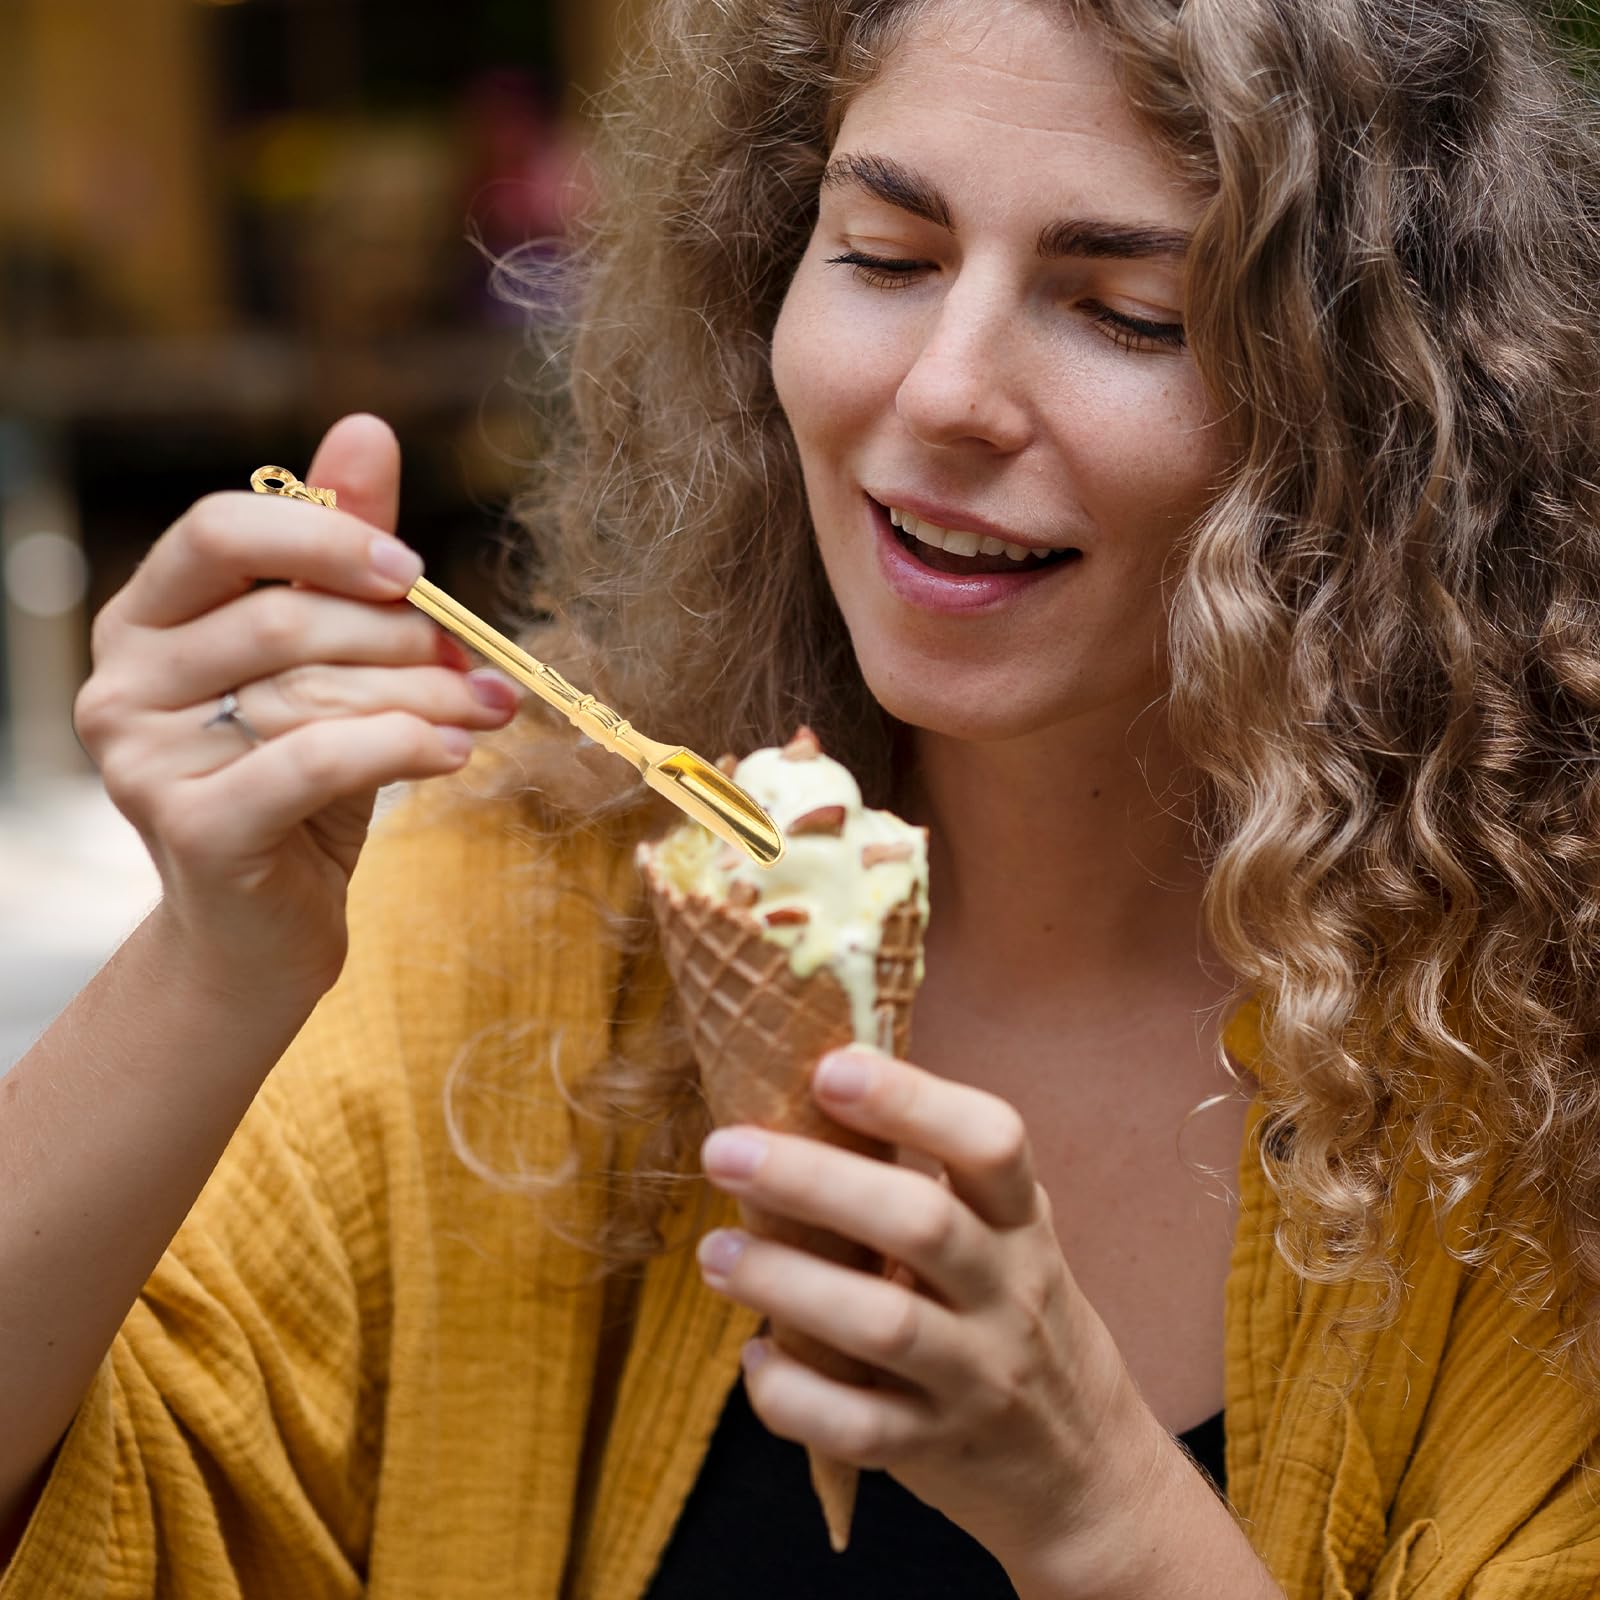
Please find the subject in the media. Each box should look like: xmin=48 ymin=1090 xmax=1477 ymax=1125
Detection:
xmin=834 ymin=0 xmax=1199 ymax=232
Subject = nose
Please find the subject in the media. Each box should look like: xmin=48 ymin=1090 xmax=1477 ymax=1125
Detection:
xmin=895 ymin=283 xmax=1033 ymax=454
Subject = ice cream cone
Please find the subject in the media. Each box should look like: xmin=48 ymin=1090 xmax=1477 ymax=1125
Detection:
xmin=642 ymin=868 xmax=925 ymax=1551
xmin=636 ymin=728 xmax=929 ymax=1551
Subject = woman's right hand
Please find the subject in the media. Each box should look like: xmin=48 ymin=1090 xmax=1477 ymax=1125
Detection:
xmin=72 ymin=413 xmax=522 ymax=1004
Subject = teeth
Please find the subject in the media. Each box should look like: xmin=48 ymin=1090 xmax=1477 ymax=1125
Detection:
xmin=888 ymin=506 xmax=1050 ymax=563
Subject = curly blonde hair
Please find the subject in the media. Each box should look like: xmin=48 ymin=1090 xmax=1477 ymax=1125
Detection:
xmin=455 ymin=0 xmax=1600 ymax=1369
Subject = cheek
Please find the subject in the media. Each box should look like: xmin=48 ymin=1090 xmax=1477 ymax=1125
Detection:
xmin=1066 ymin=371 xmax=1227 ymax=554
xmin=771 ymin=281 xmax=854 ymax=557
xmin=769 ymin=283 xmax=808 ymax=433
xmin=770 ymin=264 xmax=840 ymax=451
xmin=771 ymin=256 xmax=901 ymax=456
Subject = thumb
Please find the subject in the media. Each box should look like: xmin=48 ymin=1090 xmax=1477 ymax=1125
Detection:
xmin=304 ymin=413 xmax=402 ymax=536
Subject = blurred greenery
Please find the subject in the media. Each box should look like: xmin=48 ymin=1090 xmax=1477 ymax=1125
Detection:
xmin=1552 ymin=0 xmax=1600 ymax=63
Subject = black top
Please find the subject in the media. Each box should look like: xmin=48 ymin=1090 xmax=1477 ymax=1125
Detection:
xmin=647 ymin=1377 xmax=1227 ymax=1598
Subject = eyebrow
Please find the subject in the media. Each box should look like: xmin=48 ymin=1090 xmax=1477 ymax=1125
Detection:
xmin=820 ymin=152 xmax=1192 ymax=261
xmin=822 ymin=152 xmax=954 ymax=229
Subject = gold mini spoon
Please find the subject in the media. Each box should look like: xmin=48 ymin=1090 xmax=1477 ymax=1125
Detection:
xmin=250 ymin=466 xmax=785 ymax=866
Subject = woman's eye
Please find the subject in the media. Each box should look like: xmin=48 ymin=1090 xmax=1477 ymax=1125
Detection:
xmin=825 ymin=249 xmax=928 ymax=290
xmin=822 ymin=256 xmax=1184 ymax=353
xmin=1088 ymin=304 xmax=1187 ymax=354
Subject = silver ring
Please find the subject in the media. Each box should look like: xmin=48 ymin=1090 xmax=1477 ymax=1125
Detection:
xmin=204 ymin=690 xmax=264 ymax=747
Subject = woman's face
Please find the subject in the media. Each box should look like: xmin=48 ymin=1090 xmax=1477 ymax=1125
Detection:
xmin=771 ymin=0 xmax=1227 ymax=743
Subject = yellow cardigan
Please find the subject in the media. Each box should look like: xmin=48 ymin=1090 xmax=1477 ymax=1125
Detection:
xmin=7 ymin=783 xmax=1600 ymax=1600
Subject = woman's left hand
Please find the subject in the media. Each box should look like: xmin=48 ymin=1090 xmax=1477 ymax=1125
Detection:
xmin=695 ymin=1044 xmax=1164 ymax=1580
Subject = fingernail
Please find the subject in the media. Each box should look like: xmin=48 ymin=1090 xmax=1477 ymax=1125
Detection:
xmin=741 ymin=1337 xmax=770 ymax=1374
xmin=369 ymin=535 xmax=423 ymax=588
xmin=703 ymin=1128 xmax=768 ymax=1180
xmin=466 ymin=669 xmax=520 ymax=711
xmin=439 ymin=727 xmax=473 ymax=758
xmin=697 ymin=1228 xmax=747 ymax=1279
xmin=815 ymin=1051 xmax=873 ymax=1101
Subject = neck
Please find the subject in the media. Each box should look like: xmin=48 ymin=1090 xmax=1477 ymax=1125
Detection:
xmin=895 ymin=699 xmax=1212 ymax=1006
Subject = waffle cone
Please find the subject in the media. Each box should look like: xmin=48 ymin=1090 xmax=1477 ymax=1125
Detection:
xmin=643 ymin=864 xmax=925 ymax=1552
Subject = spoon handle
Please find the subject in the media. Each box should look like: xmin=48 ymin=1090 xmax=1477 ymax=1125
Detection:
xmin=405 ymin=577 xmax=657 ymax=768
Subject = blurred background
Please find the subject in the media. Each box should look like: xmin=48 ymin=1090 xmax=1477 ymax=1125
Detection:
xmin=6 ymin=2 xmax=1599 ymax=1069
xmin=0 ymin=0 xmax=643 ymax=1067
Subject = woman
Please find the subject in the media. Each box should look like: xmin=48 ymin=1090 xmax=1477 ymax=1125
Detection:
xmin=5 ymin=0 xmax=1600 ymax=1595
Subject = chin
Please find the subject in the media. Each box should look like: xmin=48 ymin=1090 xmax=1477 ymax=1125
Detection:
xmin=858 ymin=662 xmax=1077 ymax=745
xmin=850 ymin=626 xmax=1165 ymax=745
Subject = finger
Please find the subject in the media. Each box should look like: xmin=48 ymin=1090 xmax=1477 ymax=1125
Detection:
xmin=244 ymin=663 xmax=522 ymax=739
xmin=812 ymin=1051 xmax=1040 ymax=1229
xmin=134 ymin=665 xmax=520 ymax=785
xmin=136 ymin=587 xmax=456 ymax=709
xmin=698 ymin=1228 xmax=967 ymax=1393
xmin=304 ymin=413 xmax=401 ymax=534
xmin=701 ymin=1127 xmax=997 ymax=1305
xmin=153 ymin=711 xmax=476 ymax=860
xmin=739 ymin=1337 xmax=931 ymax=1470
xmin=116 ymin=494 xmax=422 ymax=632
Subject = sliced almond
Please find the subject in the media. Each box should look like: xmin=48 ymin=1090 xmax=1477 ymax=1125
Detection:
xmin=763 ymin=905 xmax=810 ymax=927
xmin=861 ymin=841 xmax=914 ymax=868
xmin=780 ymin=726 xmax=822 ymax=761
xmin=787 ymin=804 xmax=846 ymax=837
xmin=727 ymin=880 xmax=759 ymax=909
xmin=715 ymin=752 xmax=738 ymax=776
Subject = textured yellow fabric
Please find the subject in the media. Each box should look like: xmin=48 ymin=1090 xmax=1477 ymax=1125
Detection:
xmin=5 ymin=784 xmax=1600 ymax=1599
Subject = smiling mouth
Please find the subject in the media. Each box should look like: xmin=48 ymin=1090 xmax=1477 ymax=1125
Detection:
xmin=874 ymin=498 xmax=1081 ymax=577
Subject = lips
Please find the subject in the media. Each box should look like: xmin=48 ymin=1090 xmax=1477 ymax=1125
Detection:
xmin=865 ymin=496 xmax=1082 ymax=614
xmin=873 ymin=497 xmax=1079 ymax=578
